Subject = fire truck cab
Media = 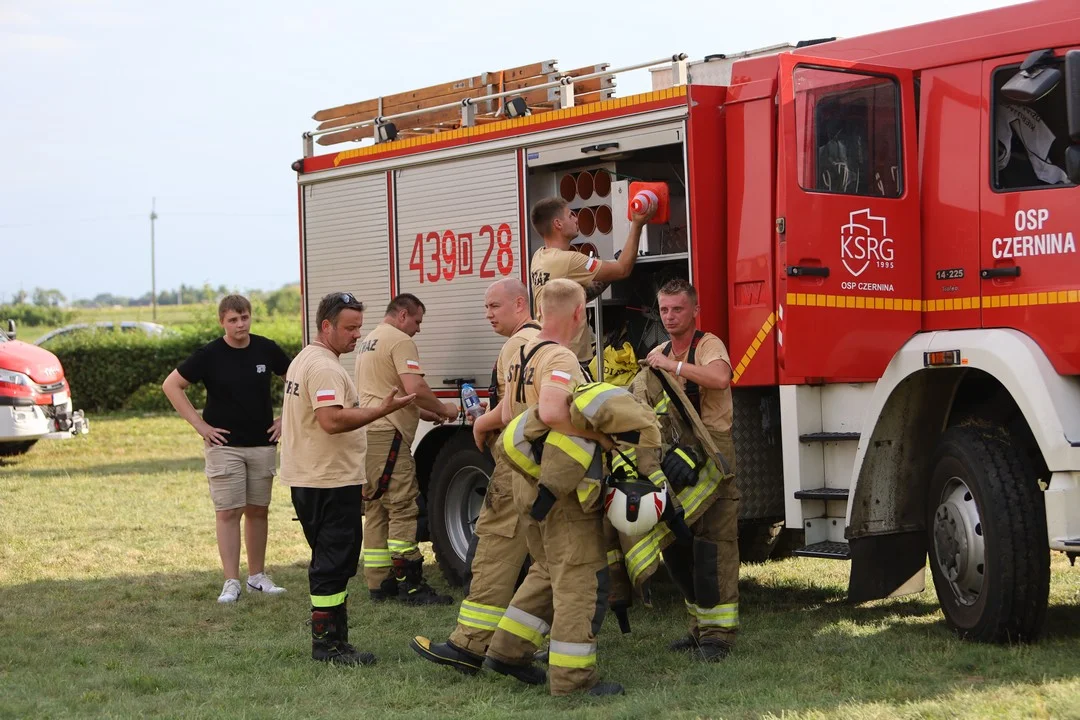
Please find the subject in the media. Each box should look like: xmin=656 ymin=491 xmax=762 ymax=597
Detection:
xmin=296 ymin=0 xmax=1080 ymax=643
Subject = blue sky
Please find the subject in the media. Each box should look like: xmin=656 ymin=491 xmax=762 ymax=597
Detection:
xmin=0 ymin=0 xmax=1020 ymax=302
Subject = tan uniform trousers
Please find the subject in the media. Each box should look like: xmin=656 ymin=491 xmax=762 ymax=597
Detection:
xmin=362 ymin=428 xmax=421 ymax=589
xmin=663 ymin=429 xmax=740 ymax=643
xmin=486 ymin=474 xmax=609 ymax=696
xmin=448 ymin=457 xmax=529 ymax=656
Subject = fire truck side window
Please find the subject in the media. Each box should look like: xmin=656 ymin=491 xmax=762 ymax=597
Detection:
xmin=793 ymin=67 xmax=902 ymax=198
xmin=992 ymin=62 xmax=1072 ymax=192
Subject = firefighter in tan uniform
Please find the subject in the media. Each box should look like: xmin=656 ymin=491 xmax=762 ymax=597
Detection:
xmin=355 ymin=293 xmax=459 ymax=605
xmin=528 ymin=196 xmax=654 ymax=362
xmin=280 ymin=292 xmax=415 ymax=666
xmin=410 ymin=278 xmax=541 ymax=673
xmin=644 ymin=278 xmax=740 ymax=661
xmin=483 ymin=279 xmax=625 ymax=697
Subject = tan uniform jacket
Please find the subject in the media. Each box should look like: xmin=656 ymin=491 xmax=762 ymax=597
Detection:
xmin=280 ymin=343 xmax=366 ymax=488
xmin=530 ymin=246 xmax=601 ymax=361
xmin=649 ymin=332 xmax=734 ymax=434
xmin=354 ymin=322 xmax=424 ymax=444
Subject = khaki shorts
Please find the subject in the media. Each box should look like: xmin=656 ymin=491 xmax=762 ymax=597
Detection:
xmin=204 ymin=445 xmax=277 ymax=511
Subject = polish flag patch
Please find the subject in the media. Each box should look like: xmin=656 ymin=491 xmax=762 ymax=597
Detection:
xmin=550 ymin=370 xmax=572 ymax=385
xmin=585 ymin=257 xmax=600 ymax=273
xmin=315 ymin=389 xmax=336 ymax=402
xmin=406 ymin=360 xmax=421 ymax=371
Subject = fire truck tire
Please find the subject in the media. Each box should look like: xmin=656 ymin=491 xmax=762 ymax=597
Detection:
xmin=428 ymin=433 xmax=494 ymax=587
xmin=926 ymin=424 xmax=1049 ymax=643
xmin=0 ymin=440 xmax=36 ymax=457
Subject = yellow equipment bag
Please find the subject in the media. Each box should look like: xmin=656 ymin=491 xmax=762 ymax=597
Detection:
xmin=588 ymin=341 xmax=639 ymax=387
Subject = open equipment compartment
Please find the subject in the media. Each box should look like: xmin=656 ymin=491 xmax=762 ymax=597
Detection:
xmin=524 ymin=127 xmax=692 ymax=367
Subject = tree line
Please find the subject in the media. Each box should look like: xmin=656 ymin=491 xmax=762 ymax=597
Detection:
xmin=3 ymin=283 xmax=301 ymax=314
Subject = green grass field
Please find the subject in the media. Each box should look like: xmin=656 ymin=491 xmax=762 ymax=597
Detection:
xmin=2 ymin=415 xmax=1079 ymax=719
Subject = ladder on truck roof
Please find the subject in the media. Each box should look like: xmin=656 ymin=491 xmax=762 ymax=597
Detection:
xmin=302 ymin=54 xmax=689 ymax=157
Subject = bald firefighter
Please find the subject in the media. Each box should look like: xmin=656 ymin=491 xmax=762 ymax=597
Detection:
xmin=355 ymin=293 xmax=459 ymax=605
xmin=482 ymin=279 xmax=626 ymax=697
xmin=528 ymin=196 xmax=654 ymax=363
xmin=410 ymin=278 xmax=541 ymax=672
xmin=644 ymin=278 xmax=740 ymax=660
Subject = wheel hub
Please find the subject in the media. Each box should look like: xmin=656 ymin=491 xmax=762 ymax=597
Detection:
xmin=443 ymin=465 xmax=489 ymax=562
xmin=931 ymin=477 xmax=985 ymax=606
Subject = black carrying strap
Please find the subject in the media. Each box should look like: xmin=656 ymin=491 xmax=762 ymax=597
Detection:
xmin=488 ymin=362 xmax=500 ymax=408
xmin=650 ymin=366 xmax=732 ymax=477
xmin=490 ymin=323 xmax=543 ymax=407
xmin=662 ymin=330 xmax=705 ymax=413
xmin=367 ymin=429 xmax=403 ymax=500
xmin=514 ymin=340 xmax=558 ymax=405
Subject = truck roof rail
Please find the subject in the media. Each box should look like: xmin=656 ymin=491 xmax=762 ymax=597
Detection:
xmin=302 ymin=54 xmax=688 ymax=157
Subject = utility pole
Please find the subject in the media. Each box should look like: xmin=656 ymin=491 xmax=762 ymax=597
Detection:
xmin=150 ymin=197 xmax=158 ymax=321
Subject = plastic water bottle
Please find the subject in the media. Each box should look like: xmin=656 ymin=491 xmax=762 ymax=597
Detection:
xmin=461 ymin=383 xmax=484 ymax=421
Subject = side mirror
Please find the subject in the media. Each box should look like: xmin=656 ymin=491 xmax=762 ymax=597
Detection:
xmin=1066 ymin=145 xmax=1080 ymax=185
xmin=6 ymin=319 xmax=15 ymax=340
xmin=1001 ymin=49 xmax=1061 ymax=104
xmin=1066 ymin=50 xmax=1080 ymax=143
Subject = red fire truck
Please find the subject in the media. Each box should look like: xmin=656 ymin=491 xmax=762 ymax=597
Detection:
xmin=295 ymin=0 xmax=1080 ymax=643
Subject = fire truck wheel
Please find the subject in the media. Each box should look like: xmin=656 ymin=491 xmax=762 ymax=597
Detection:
xmin=926 ymin=424 xmax=1049 ymax=643
xmin=0 ymin=440 xmax=36 ymax=457
xmin=428 ymin=432 xmax=494 ymax=587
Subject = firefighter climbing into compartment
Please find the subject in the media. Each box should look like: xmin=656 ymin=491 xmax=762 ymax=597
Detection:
xmin=608 ymin=277 xmax=741 ymax=661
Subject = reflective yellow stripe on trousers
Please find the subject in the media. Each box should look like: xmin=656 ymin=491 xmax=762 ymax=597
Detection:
xmin=362 ymin=548 xmax=392 ymax=568
xmin=311 ymin=590 xmax=347 ymax=608
xmin=497 ymin=606 xmax=551 ymax=648
xmin=687 ymin=600 xmax=739 ymax=628
xmin=457 ymin=600 xmax=505 ymax=631
xmin=387 ymin=539 xmax=418 ymax=555
xmin=549 ymin=640 xmax=597 ymax=669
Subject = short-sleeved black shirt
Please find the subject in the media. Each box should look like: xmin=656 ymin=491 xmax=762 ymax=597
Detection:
xmin=177 ymin=335 xmax=291 ymax=447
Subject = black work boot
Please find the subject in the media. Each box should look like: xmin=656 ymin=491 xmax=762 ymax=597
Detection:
xmin=311 ymin=607 xmax=377 ymax=666
xmin=667 ymin=634 xmax=698 ymax=651
xmin=394 ymin=558 xmax=453 ymax=605
xmin=695 ymin=638 xmax=733 ymax=662
xmin=483 ymin=656 xmax=547 ymax=685
xmin=410 ymin=636 xmax=483 ymax=675
xmin=369 ymin=576 xmax=398 ymax=602
xmin=587 ymin=681 xmax=626 ymax=696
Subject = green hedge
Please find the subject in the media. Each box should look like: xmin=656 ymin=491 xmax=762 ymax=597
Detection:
xmin=1 ymin=304 xmax=75 ymax=328
xmin=50 ymin=324 xmax=302 ymax=413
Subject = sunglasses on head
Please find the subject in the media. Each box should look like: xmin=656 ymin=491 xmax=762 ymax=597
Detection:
xmin=329 ymin=292 xmax=364 ymax=312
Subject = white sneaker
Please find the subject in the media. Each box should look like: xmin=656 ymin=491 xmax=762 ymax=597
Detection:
xmin=218 ymin=578 xmax=242 ymax=604
xmin=246 ymin=572 xmax=287 ymax=596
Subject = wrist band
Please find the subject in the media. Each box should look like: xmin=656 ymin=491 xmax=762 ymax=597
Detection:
xmin=676 ymin=361 xmax=683 ymax=377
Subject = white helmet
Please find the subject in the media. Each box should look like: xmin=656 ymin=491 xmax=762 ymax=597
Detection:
xmin=605 ymin=479 xmax=669 ymax=536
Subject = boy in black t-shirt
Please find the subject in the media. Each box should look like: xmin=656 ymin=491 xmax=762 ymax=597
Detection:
xmin=163 ymin=295 xmax=292 ymax=603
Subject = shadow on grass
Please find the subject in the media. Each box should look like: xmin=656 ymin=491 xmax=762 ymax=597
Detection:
xmin=2 ymin=564 xmax=1078 ymax=719
xmin=6 ymin=456 xmax=204 ymax=478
